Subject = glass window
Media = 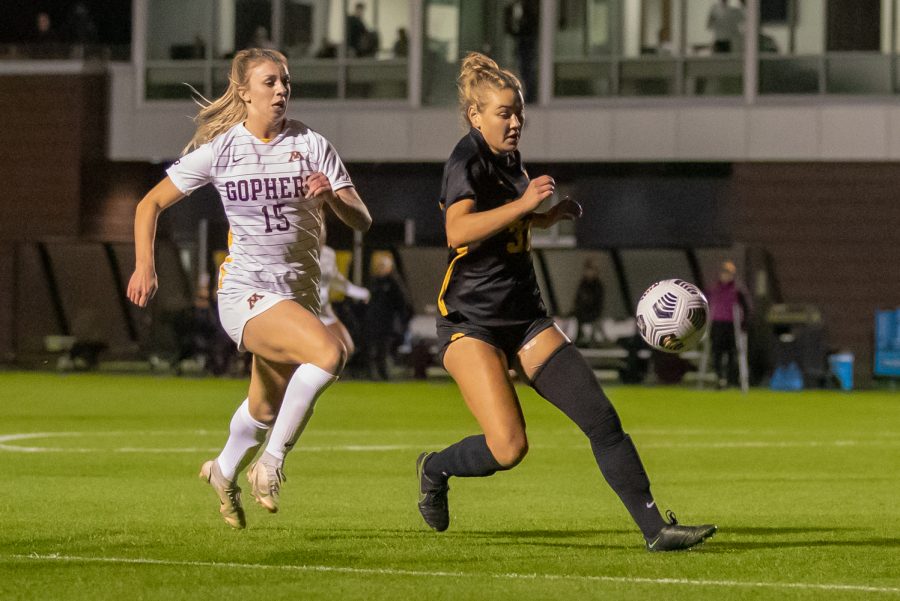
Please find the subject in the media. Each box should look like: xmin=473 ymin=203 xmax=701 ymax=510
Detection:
xmin=146 ymin=66 xmax=207 ymax=100
xmin=146 ymin=0 xmax=212 ymax=60
xmin=283 ymin=0 xmax=341 ymax=99
xmin=555 ymin=0 xmax=616 ymax=97
xmin=346 ymin=0 xmax=409 ymax=99
xmin=282 ymin=0 xmax=315 ymax=58
xmin=423 ymin=0 xmax=461 ymax=105
xmin=758 ymin=0 xmax=823 ymax=94
xmin=824 ymin=0 xmax=890 ymax=94
xmin=424 ymin=0 xmax=539 ymax=104
xmin=376 ymin=0 xmax=411 ymax=59
xmin=686 ymin=0 xmax=744 ymax=56
xmin=554 ymin=0 xmax=681 ymax=98
xmin=759 ymin=0 xmax=893 ymax=95
xmin=684 ymin=0 xmax=743 ymax=95
xmin=759 ymin=0 xmax=824 ymax=56
xmin=240 ymin=0 xmax=274 ymax=51
xmin=146 ymin=0 xmax=212 ymax=99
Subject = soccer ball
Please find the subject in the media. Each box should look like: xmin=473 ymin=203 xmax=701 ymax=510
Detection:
xmin=635 ymin=279 xmax=709 ymax=353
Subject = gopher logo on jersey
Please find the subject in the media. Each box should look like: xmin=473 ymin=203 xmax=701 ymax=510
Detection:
xmin=289 ymin=151 xmax=302 ymax=161
xmin=247 ymin=293 xmax=265 ymax=309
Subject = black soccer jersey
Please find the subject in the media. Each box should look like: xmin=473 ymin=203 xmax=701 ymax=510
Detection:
xmin=437 ymin=128 xmax=546 ymax=326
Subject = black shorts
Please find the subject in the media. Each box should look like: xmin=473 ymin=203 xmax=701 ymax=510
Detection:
xmin=436 ymin=313 xmax=556 ymax=367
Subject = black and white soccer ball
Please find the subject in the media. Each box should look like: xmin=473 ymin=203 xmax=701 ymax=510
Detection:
xmin=635 ymin=279 xmax=709 ymax=353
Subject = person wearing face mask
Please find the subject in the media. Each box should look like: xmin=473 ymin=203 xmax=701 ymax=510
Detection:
xmin=127 ymin=48 xmax=371 ymax=529
xmin=415 ymin=52 xmax=716 ymax=552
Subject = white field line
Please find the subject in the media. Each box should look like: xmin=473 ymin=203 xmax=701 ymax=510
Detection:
xmin=7 ymin=553 xmax=900 ymax=595
xmin=0 ymin=431 xmax=898 ymax=454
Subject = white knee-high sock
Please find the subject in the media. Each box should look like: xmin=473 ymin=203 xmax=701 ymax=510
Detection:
xmin=215 ymin=399 xmax=269 ymax=481
xmin=264 ymin=364 xmax=338 ymax=464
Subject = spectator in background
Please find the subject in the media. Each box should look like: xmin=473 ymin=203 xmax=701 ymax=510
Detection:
xmin=252 ymin=25 xmax=277 ymax=50
xmin=346 ymin=2 xmax=378 ymax=57
xmin=572 ymin=258 xmax=605 ymax=347
xmin=706 ymin=0 xmax=743 ymax=53
xmin=706 ymin=260 xmax=751 ymax=389
xmin=393 ymin=27 xmax=409 ymax=58
xmin=504 ymin=0 xmax=539 ymax=102
xmin=364 ymin=253 xmax=412 ymax=380
xmin=30 ymin=11 xmax=61 ymax=58
xmin=319 ymin=226 xmax=370 ymax=359
xmin=65 ymin=1 xmax=97 ymax=55
xmin=34 ymin=12 xmax=58 ymax=43
xmin=170 ymin=283 xmax=220 ymax=375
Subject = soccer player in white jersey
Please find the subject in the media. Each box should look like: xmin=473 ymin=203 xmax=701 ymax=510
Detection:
xmin=126 ymin=48 xmax=372 ymax=529
xmin=319 ymin=230 xmax=370 ymax=357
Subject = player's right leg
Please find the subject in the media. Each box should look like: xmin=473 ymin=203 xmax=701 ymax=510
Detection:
xmin=243 ymin=355 xmax=297 ymax=512
xmin=326 ymin=318 xmax=355 ymax=357
xmin=242 ymin=300 xmax=346 ymax=512
xmin=199 ymin=458 xmax=247 ymax=529
xmin=417 ymin=337 xmax=525 ymax=531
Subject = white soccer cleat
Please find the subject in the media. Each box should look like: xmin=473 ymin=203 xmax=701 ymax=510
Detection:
xmin=247 ymin=452 xmax=286 ymax=513
xmin=199 ymin=459 xmax=246 ymax=529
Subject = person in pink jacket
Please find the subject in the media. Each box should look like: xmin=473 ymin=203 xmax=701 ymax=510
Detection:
xmin=706 ymin=260 xmax=751 ymax=389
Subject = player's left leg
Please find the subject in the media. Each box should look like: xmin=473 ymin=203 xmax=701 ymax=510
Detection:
xmin=518 ymin=325 xmax=716 ymax=550
xmin=199 ymin=356 xmax=292 ymax=528
xmin=417 ymin=337 xmax=524 ymax=531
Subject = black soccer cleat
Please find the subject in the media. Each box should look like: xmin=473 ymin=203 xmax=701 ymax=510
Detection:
xmin=646 ymin=510 xmax=717 ymax=552
xmin=416 ymin=452 xmax=450 ymax=532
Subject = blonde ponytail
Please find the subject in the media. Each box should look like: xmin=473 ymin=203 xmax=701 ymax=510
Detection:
xmin=182 ymin=48 xmax=288 ymax=155
xmin=457 ymin=52 xmax=522 ymax=127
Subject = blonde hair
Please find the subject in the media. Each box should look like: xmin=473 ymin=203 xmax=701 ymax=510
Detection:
xmin=182 ymin=48 xmax=289 ymax=155
xmin=457 ymin=52 xmax=523 ymax=127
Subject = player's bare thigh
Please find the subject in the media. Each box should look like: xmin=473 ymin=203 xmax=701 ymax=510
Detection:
xmin=515 ymin=324 xmax=571 ymax=382
xmin=242 ymin=300 xmax=346 ymax=373
xmin=443 ymin=337 xmax=527 ymax=467
xmin=247 ymin=355 xmax=296 ymax=423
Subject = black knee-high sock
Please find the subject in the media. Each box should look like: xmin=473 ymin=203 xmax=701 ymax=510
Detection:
xmin=532 ymin=344 xmax=666 ymax=539
xmin=424 ymin=434 xmax=504 ymax=483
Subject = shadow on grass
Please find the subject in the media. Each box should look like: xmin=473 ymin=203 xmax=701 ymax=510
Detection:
xmin=300 ymin=527 xmax=635 ymax=540
xmin=724 ymin=526 xmax=861 ymax=535
xmin=284 ymin=525 xmax=900 ymax=554
xmin=700 ymin=538 xmax=900 ymax=552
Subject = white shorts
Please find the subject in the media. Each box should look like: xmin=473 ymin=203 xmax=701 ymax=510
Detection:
xmin=217 ymin=288 xmax=294 ymax=351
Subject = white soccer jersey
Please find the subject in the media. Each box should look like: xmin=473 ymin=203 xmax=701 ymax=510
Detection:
xmin=319 ymin=244 xmax=339 ymax=324
xmin=167 ymin=120 xmax=353 ymax=312
xmin=319 ymin=244 xmax=338 ymax=310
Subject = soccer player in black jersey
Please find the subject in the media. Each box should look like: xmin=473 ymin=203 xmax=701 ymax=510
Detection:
xmin=416 ymin=52 xmax=716 ymax=551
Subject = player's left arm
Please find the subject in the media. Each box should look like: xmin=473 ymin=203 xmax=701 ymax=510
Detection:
xmin=306 ymin=172 xmax=372 ymax=232
xmin=531 ymin=196 xmax=582 ymax=229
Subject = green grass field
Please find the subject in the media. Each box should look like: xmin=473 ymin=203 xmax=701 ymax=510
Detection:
xmin=0 ymin=372 xmax=898 ymax=600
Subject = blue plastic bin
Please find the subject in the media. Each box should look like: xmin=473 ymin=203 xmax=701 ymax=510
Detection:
xmin=829 ymin=353 xmax=854 ymax=391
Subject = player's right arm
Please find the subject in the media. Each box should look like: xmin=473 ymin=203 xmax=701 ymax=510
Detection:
xmin=127 ymin=177 xmax=185 ymax=308
xmin=445 ymin=175 xmax=554 ymax=248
